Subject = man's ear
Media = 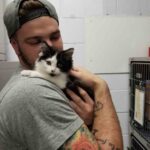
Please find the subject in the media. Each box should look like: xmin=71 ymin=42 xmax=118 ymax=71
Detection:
xmin=10 ymin=38 xmax=20 ymax=56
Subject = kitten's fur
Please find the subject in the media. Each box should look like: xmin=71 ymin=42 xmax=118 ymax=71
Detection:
xmin=21 ymin=43 xmax=94 ymax=99
xmin=21 ymin=44 xmax=73 ymax=89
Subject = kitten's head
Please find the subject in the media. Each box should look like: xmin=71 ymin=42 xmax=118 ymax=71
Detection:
xmin=36 ymin=43 xmax=74 ymax=77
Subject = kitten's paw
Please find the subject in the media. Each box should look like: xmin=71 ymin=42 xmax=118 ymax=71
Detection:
xmin=21 ymin=70 xmax=32 ymax=76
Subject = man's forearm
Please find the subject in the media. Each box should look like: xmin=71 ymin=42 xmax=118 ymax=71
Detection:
xmin=92 ymin=79 xmax=123 ymax=150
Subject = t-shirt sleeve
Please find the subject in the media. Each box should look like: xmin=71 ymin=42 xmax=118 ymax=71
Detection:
xmin=0 ymin=77 xmax=83 ymax=150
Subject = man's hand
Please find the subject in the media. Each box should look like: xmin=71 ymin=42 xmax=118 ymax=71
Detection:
xmin=66 ymin=87 xmax=94 ymax=126
xmin=69 ymin=67 xmax=103 ymax=87
xmin=67 ymin=66 xmax=103 ymax=126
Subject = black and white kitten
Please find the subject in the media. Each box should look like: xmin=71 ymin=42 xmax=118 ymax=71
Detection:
xmin=21 ymin=44 xmax=73 ymax=89
xmin=21 ymin=43 xmax=94 ymax=99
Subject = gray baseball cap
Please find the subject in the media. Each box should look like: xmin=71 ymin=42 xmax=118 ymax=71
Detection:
xmin=3 ymin=0 xmax=59 ymax=39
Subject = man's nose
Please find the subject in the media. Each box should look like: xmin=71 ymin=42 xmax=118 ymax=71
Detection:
xmin=45 ymin=40 xmax=53 ymax=47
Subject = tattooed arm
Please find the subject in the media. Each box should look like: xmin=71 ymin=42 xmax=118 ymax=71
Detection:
xmin=59 ymin=124 xmax=101 ymax=150
xmin=92 ymin=80 xmax=123 ymax=150
xmin=68 ymin=67 xmax=123 ymax=150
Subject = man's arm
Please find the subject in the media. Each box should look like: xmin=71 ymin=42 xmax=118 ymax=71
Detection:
xmin=59 ymin=124 xmax=101 ymax=150
xmin=68 ymin=67 xmax=123 ymax=150
xmin=92 ymin=79 xmax=123 ymax=150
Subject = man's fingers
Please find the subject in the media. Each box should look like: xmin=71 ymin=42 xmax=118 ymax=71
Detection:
xmin=69 ymin=101 xmax=82 ymax=115
xmin=69 ymin=67 xmax=81 ymax=78
xmin=71 ymin=66 xmax=79 ymax=71
xmin=66 ymin=89 xmax=85 ymax=107
xmin=67 ymin=88 xmax=94 ymax=126
xmin=78 ymin=87 xmax=94 ymax=105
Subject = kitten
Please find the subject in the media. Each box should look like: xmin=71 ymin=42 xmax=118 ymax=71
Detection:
xmin=21 ymin=43 xmax=94 ymax=100
xmin=21 ymin=43 xmax=73 ymax=89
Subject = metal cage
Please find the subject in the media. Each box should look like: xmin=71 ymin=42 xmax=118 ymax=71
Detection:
xmin=129 ymin=57 xmax=150 ymax=148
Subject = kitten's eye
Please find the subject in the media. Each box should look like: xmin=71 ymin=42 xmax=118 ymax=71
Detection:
xmin=57 ymin=63 xmax=62 ymax=68
xmin=46 ymin=61 xmax=51 ymax=65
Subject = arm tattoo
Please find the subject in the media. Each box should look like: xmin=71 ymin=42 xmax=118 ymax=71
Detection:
xmin=94 ymin=101 xmax=103 ymax=118
xmin=94 ymin=101 xmax=103 ymax=112
xmin=97 ymin=138 xmax=121 ymax=150
xmin=60 ymin=124 xmax=101 ymax=150
xmin=92 ymin=128 xmax=121 ymax=150
xmin=108 ymin=142 xmax=115 ymax=150
xmin=97 ymin=138 xmax=107 ymax=144
xmin=92 ymin=129 xmax=99 ymax=136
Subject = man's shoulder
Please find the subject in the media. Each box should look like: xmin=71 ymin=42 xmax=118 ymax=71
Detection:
xmin=0 ymin=72 xmax=66 ymax=105
xmin=8 ymin=73 xmax=60 ymax=93
xmin=0 ymin=73 xmax=69 ymax=117
xmin=17 ymin=76 xmax=63 ymax=97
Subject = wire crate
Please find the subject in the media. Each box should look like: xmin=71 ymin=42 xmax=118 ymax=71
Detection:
xmin=129 ymin=57 xmax=150 ymax=145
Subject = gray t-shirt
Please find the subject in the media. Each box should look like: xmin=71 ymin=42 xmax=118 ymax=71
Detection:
xmin=0 ymin=68 xmax=83 ymax=150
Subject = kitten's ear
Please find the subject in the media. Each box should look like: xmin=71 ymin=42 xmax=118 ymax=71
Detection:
xmin=39 ymin=42 xmax=56 ymax=57
xmin=40 ymin=42 xmax=49 ymax=49
xmin=40 ymin=42 xmax=49 ymax=54
xmin=64 ymin=48 xmax=74 ymax=58
xmin=37 ymin=43 xmax=46 ymax=57
xmin=38 ymin=51 xmax=43 ymax=57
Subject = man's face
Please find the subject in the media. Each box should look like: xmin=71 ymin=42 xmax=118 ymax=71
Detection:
xmin=11 ymin=16 xmax=63 ymax=69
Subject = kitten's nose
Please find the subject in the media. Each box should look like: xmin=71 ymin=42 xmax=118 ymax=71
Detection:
xmin=50 ymin=69 xmax=56 ymax=76
xmin=51 ymin=69 xmax=55 ymax=73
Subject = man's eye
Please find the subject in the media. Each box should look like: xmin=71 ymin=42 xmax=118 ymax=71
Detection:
xmin=50 ymin=34 xmax=60 ymax=41
xmin=28 ymin=39 xmax=42 ymax=45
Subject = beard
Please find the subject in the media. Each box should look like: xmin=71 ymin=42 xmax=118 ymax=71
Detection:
xmin=18 ymin=46 xmax=34 ymax=69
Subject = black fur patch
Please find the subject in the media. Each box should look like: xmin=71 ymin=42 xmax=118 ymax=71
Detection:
xmin=38 ymin=45 xmax=57 ymax=61
xmin=57 ymin=49 xmax=73 ymax=72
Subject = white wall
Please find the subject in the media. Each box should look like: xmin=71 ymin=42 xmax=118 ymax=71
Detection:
xmin=85 ymin=16 xmax=150 ymax=73
xmin=2 ymin=0 xmax=150 ymax=149
xmin=0 ymin=0 xmax=5 ymax=61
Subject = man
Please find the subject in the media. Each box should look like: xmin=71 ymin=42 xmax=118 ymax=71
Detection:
xmin=0 ymin=0 xmax=123 ymax=149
